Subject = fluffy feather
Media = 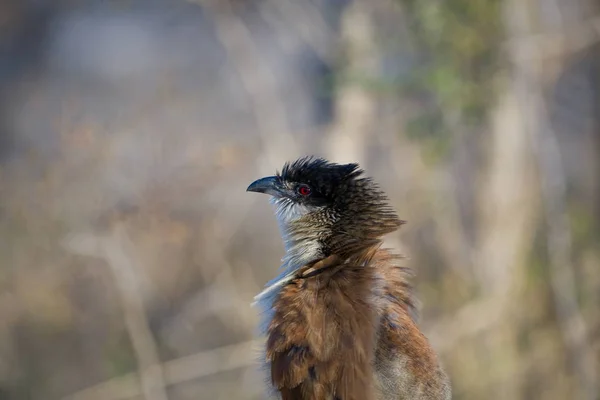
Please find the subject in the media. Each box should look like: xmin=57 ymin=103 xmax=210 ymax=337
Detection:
xmin=248 ymin=157 xmax=451 ymax=400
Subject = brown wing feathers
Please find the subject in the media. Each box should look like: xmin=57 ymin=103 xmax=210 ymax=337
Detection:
xmin=267 ymin=254 xmax=378 ymax=400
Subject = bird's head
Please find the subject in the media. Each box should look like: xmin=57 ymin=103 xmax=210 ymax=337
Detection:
xmin=247 ymin=157 xmax=403 ymax=264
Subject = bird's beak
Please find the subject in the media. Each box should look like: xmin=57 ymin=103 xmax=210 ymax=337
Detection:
xmin=246 ymin=176 xmax=283 ymax=197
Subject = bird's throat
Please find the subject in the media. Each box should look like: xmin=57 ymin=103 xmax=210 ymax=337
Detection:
xmin=252 ymin=199 xmax=328 ymax=305
xmin=270 ymin=197 xmax=326 ymax=271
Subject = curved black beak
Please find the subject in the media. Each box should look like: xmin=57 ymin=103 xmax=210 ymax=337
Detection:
xmin=246 ymin=176 xmax=282 ymax=197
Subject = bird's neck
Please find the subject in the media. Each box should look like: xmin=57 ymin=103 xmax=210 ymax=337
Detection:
xmin=279 ymin=221 xmax=325 ymax=275
xmin=251 ymin=200 xmax=329 ymax=308
xmin=255 ymin=197 xmax=401 ymax=307
xmin=270 ymin=197 xmax=327 ymax=274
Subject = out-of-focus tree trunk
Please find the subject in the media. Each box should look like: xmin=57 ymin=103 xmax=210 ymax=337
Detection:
xmin=499 ymin=0 xmax=598 ymax=398
xmin=325 ymin=0 xmax=378 ymax=165
xmin=473 ymin=75 xmax=539 ymax=399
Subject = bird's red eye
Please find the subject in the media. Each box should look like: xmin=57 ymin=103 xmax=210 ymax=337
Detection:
xmin=298 ymin=185 xmax=311 ymax=196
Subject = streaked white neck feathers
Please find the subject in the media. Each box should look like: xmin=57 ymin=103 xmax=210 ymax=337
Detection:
xmin=252 ymin=197 xmax=324 ymax=305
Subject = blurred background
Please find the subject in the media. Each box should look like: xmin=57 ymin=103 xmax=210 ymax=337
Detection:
xmin=0 ymin=0 xmax=599 ymax=399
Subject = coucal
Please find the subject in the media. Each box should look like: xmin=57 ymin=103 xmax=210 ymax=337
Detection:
xmin=247 ymin=157 xmax=451 ymax=400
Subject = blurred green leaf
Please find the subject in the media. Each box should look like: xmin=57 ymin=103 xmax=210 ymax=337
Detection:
xmin=396 ymin=0 xmax=504 ymax=157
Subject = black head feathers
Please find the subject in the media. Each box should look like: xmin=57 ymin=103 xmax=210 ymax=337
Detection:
xmin=277 ymin=157 xmax=363 ymax=200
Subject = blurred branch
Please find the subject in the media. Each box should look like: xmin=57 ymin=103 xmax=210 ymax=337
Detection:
xmin=162 ymin=283 xmax=242 ymax=336
xmin=259 ymin=0 xmax=335 ymax=64
xmin=190 ymin=0 xmax=299 ymax=174
xmin=62 ymin=339 xmax=263 ymax=400
xmin=189 ymin=198 xmax=260 ymax=329
xmin=63 ymin=226 xmax=169 ymax=400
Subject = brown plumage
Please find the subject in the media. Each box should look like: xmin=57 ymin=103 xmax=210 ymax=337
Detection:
xmin=247 ymin=157 xmax=451 ymax=400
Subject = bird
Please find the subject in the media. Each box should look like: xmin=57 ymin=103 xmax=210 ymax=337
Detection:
xmin=247 ymin=156 xmax=451 ymax=400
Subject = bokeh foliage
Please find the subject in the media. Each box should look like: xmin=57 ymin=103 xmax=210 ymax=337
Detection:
xmin=397 ymin=0 xmax=504 ymax=157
